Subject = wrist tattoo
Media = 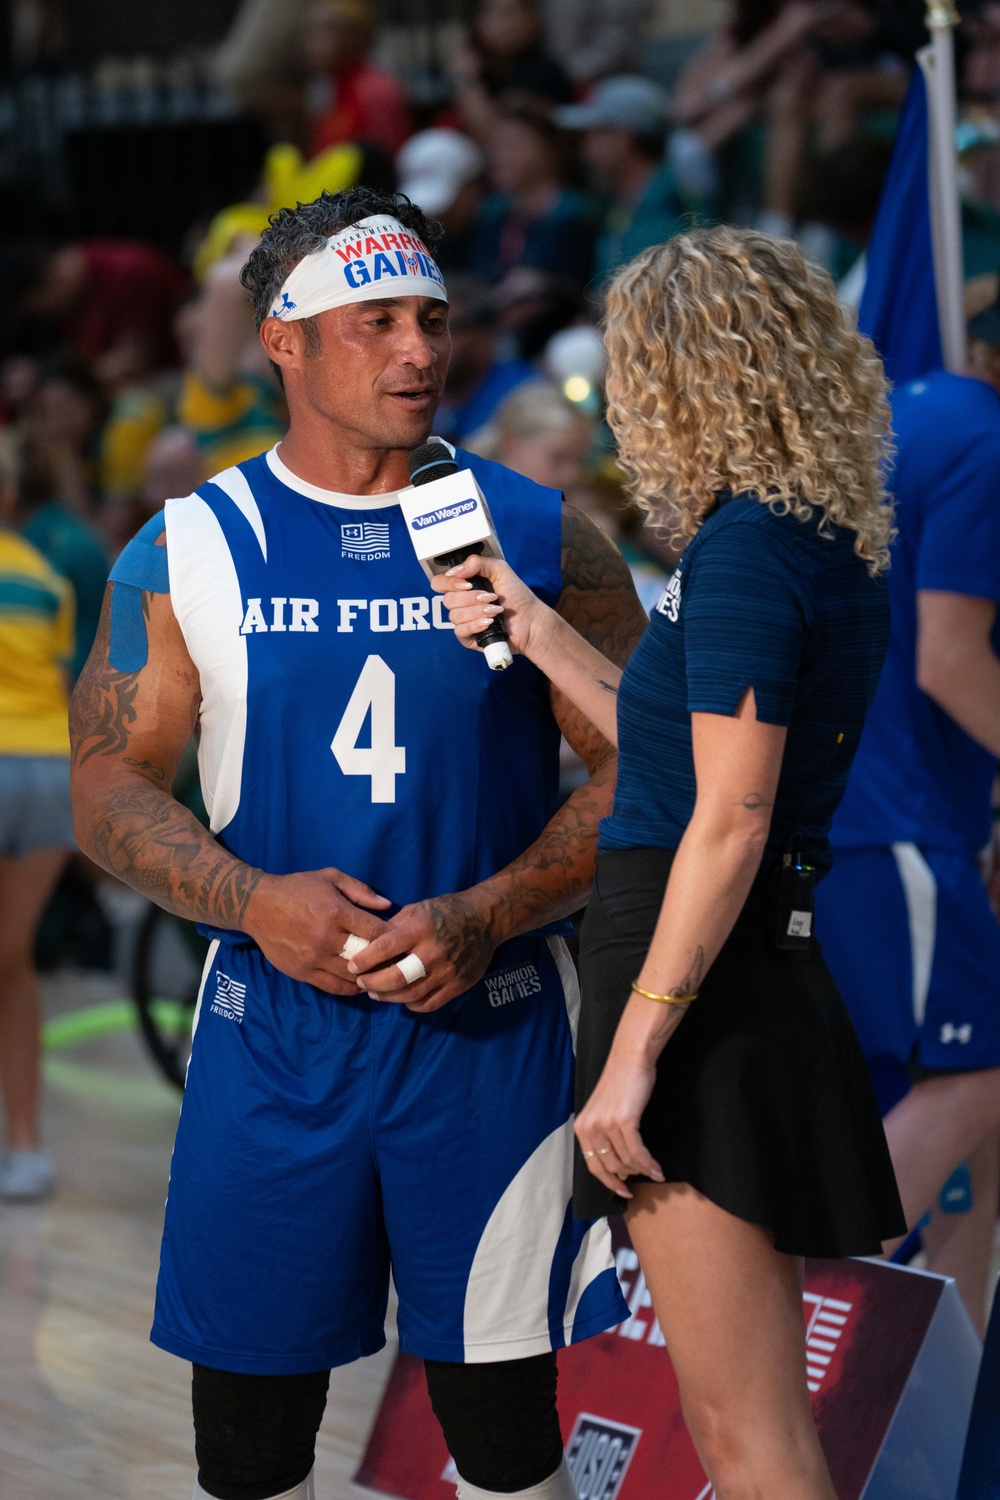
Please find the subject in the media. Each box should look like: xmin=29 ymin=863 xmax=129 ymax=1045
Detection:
xmin=669 ymin=946 xmax=705 ymax=998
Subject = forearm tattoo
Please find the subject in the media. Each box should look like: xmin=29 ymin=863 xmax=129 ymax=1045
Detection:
xmin=89 ymin=784 xmax=263 ymax=927
xmin=70 ymin=591 xmax=263 ymax=930
xmin=479 ymin=511 xmax=648 ymax=940
xmin=671 ymin=946 xmax=705 ymax=997
xmin=482 ymin=757 xmax=619 ymax=938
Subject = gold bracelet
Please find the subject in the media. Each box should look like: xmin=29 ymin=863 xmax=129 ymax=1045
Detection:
xmin=631 ymin=981 xmax=699 ymax=1007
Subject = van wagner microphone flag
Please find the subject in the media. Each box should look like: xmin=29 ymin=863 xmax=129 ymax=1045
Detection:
xmin=858 ymin=6 xmax=965 ymax=385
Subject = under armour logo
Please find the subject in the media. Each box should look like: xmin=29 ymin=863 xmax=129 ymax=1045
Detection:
xmin=272 ymin=292 xmax=297 ymax=317
xmin=940 ymin=1023 xmax=972 ymax=1044
xmin=211 ymin=971 xmax=247 ymax=1023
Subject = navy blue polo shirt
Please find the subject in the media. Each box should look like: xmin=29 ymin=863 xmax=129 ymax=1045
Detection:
xmin=600 ymin=494 xmax=890 ymax=873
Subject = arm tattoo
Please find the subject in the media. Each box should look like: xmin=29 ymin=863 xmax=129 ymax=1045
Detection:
xmin=90 ymin=784 xmax=264 ymax=927
xmin=123 ymin=756 xmax=166 ymax=781
xmin=69 ymin=597 xmax=142 ymax=769
xmin=741 ymin=792 xmax=772 ymax=812
xmin=597 ymin=679 xmax=619 ymax=696
xmin=648 ymin=947 xmax=707 ymax=1040
xmin=670 ymin=946 xmax=705 ymax=998
xmin=557 ymin=505 xmax=648 ymax=663
xmin=424 ymin=893 xmax=494 ymax=988
xmin=470 ymin=509 xmax=649 ymax=940
xmin=71 ymin=588 xmax=263 ymax=932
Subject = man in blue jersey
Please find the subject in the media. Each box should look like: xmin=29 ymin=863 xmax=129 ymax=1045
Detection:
xmin=816 ymin=291 xmax=1000 ymax=1331
xmin=69 ymin=186 xmax=645 ymax=1500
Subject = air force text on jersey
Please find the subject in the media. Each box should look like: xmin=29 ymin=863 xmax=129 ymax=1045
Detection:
xmin=238 ymin=594 xmax=455 ymax=634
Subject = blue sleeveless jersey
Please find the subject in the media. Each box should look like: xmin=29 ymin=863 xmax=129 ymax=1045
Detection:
xmin=164 ymin=445 xmax=566 ymax=933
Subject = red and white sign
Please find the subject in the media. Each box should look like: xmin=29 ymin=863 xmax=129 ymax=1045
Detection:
xmin=356 ymin=1245 xmax=979 ymax=1500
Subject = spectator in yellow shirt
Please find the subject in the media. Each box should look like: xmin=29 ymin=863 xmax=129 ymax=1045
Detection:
xmin=0 ymin=477 xmax=75 ymax=1200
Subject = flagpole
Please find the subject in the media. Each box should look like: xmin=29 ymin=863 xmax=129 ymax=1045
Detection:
xmin=920 ymin=0 xmax=966 ymax=371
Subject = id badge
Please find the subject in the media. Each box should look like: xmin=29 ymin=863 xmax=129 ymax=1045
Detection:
xmin=772 ymin=859 xmax=815 ymax=951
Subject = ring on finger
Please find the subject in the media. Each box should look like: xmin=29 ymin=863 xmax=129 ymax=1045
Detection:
xmin=397 ymin=952 xmax=427 ymax=985
xmin=582 ymin=1150 xmax=596 ymax=1159
xmin=597 ymin=1148 xmax=612 ymax=1156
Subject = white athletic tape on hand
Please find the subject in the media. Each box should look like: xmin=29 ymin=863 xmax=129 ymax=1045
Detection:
xmin=268 ymin=215 xmax=447 ymax=322
xmin=340 ymin=933 xmax=370 ymax=961
xmin=397 ymin=952 xmax=427 ymax=985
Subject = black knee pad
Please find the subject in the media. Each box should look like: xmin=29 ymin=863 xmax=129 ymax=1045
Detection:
xmin=192 ymin=1365 xmax=330 ymax=1500
xmin=424 ymin=1352 xmax=563 ymax=1493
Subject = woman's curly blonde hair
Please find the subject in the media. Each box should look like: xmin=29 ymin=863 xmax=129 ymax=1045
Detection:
xmin=603 ymin=225 xmax=894 ymax=571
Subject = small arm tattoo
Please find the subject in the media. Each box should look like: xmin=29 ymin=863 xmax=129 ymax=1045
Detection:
xmin=670 ymin=946 xmax=705 ymax=997
xmin=597 ymin=678 xmax=619 ymax=696
xmin=123 ymin=756 xmax=166 ymax=781
xmin=741 ymin=792 xmax=772 ymax=812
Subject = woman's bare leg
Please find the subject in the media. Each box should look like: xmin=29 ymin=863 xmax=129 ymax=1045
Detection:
xmin=627 ymin=1182 xmax=837 ymax=1500
xmin=0 ymin=848 xmax=68 ymax=1148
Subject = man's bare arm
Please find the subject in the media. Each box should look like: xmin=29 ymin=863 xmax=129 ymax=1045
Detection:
xmin=70 ymin=584 xmax=265 ymax=922
xmin=473 ymin=505 xmax=648 ymax=937
xmin=350 ymin=505 xmax=648 ymax=1007
xmin=71 ymin=577 xmax=390 ymax=994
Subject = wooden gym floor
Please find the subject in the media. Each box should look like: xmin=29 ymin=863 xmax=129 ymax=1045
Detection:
xmin=0 ymin=970 xmax=395 ymax=1500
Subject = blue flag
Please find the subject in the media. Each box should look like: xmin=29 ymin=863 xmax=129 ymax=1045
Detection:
xmin=858 ymin=66 xmax=944 ymax=385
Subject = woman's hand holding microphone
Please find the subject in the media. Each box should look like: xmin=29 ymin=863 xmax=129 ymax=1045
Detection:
xmin=431 ymin=554 xmax=549 ymax=660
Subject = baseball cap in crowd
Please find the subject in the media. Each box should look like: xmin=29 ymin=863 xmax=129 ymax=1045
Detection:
xmin=968 ymin=273 xmax=1000 ymax=348
xmin=556 ymin=75 xmax=668 ymax=135
xmin=396 ymin=130 xmax=485 ymax=217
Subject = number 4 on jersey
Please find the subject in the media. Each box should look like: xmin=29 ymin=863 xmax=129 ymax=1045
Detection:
xmin=331 ymin=654 xmax=406 ymax=803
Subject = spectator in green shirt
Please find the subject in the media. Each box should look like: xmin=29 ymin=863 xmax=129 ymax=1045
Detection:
xmin=558 ymin=75 xmax=688 ymax=283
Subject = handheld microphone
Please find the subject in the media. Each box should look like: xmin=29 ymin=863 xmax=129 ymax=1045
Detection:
xmin=401 ymin=440 xmax=514 ymax=671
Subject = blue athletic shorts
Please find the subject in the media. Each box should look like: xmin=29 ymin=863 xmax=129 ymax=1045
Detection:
xmin=816 ymin=845 xmax=1000 ymax=1075
xmin=151 ymin=933 xmax=627 ymax=1375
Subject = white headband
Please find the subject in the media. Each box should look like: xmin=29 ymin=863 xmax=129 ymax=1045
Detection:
xmin=268 ymin=215 xmax=447 ymax=321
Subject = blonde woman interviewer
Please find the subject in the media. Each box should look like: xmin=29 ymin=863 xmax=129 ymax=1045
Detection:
xmin=434 ymin=226 xmax=904 ymax=1500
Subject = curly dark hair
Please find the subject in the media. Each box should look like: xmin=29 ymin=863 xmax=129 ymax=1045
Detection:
xmin=240 ymin=186 xmax=444 ymax=331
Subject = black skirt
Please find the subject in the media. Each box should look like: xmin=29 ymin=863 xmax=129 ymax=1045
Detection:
xmin=574 ymin=847 xmax=906 ymax=1257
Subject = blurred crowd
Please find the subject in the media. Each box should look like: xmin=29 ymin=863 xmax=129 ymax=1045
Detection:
xmin=4 ymin=0 xmax=1000 ymax=949
xmin=4 ymin=1 xmax=1000 ymax=634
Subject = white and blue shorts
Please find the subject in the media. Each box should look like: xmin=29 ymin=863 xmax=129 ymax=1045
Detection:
xmin=151 ymin=932 xmax=627 ymax=1375
xmin=816 ymin=845 xmax=1000 ymax=1082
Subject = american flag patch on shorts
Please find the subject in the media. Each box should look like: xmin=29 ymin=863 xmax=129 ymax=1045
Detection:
xmin=211 ymin=972 xmax=247 ymax=1022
